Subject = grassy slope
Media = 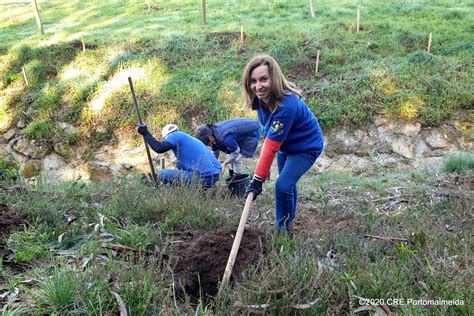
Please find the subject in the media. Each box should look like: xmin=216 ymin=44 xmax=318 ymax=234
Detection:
xmin=0 ymin=0 xmax=472 ymax=145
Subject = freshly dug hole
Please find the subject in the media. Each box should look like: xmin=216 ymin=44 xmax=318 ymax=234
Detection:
xmin=170 ymin=227 xmax=267 ymax=301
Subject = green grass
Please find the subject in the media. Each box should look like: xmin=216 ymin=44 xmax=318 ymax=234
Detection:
xmin=442 ymin=152 xmax=474 ymax=174
xmin=7 ymin=224 xmax=51 ymax=263
xmin=23 ymin=119 xmax=55 ymax=139
xmin=36 ymin=268 xmax=78 ymax=312
xmin=0 ymin=0 xmax=472 ymax=141
xmin=0 ymin=157 xmax=18 ymax=181
xmin=0 ymin=170 xmax=471 ymax=314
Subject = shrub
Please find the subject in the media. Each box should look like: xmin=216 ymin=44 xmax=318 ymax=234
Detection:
xmin=24 ymin=120 xmax=55 ymax=139
xmin=24 ymin=60 xmax=52 ymax=86
xmin=442 ymin=152 xmax=474 ymax=174
xmin=7 ymin=228 xmax=50 ymax=263
xmin=36 ymin=268 xmax=78 ymax=313
xmin=407 ymin=50 xmax=435 ymax=65
xmin=0 ymin=157 xmax=18 ymax=180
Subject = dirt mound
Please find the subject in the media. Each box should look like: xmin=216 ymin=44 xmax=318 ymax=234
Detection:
xmin=170 ymin=227 xmax=267 ymax=301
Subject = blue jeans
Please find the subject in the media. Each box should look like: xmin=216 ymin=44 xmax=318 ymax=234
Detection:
xmin=275 ymin=151 xmax=318 ymax=233
xmin=158 ymin=169 xmax=219 ymax=188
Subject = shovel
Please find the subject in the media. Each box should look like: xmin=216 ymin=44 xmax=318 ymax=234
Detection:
xmin=218 ymin=192 xmax=254 ymax=296
xmin=128 ymin=77 xmax=158 ymax=186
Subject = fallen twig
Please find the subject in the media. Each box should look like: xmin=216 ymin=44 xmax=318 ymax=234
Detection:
xmin=100 ymin=242 xmax=155 ymax=255
xmin=233 ymin=298 xmax=321 ymax=311
xmin=371 ymin=194 xmax=412 ymax=202
xmin=379 ymin=199 xmax=409 ymax=209
xmin=111 ymin=291 xmax=128 ymax=316
xmin=233 ymin=301 xmax=269 ymax=312
xmin=292 ymin=298 xmax=320 ymax=309
xmin=364 ymin=235 xmax=408 ymax=242
xmin=168 ymin=265 xmax=179 ymax=311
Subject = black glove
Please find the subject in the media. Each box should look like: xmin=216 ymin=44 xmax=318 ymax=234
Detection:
xmin=246 ymin=176 xmax=263 ymax=200
xmin=137 ymin=124 xmax=148 ymax=135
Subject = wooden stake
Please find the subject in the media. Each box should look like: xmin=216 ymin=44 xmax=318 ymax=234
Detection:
xmin=32 ymin=0 xmax=44 ymax=35
xmin=148 ymin=59 xmax=152 ymax=82
xmin=356 ymin=6 xmax=360 ymax=33
xmin=240 ymin=24 xmax=244 ymax=42
xmin=160 ymin=157 xmax=166 ymax=169
xmin=147 ymin=0 xmax=151 ymax=13
xmin=427 ymin=32 xmax=432 ymax=53
xmin=309 ymin=0 xmax=315 ymax=18
xmin=363 ymin=235 xmax=408 ymax=243
xmin=315 ymin=49 xmax=320 ymax=74
xmin=81 ymin=35 xmax=86 ymax=52
xmin=22 ymin=67 xmax=29 ymax=86
xmin=8 ymin=8 xmax=14 ymax=23
xmin=201 ymin=0 xmax=206 ymax=27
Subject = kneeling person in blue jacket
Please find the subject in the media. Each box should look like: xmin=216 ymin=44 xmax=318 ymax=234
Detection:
xmin=137 ymin=123 xmax=221 ymax=188
xmin=195 ymin=118 xmax=261 ymax=177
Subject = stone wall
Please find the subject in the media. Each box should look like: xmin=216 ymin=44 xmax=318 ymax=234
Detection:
xmin=1 ymin=115 xmax=472 ymax=182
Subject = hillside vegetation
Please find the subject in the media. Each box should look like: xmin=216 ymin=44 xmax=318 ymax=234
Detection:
xmin=0 ymin=164 xmax=472 ymax=314
xmin=0 ymin=0 xmax=472 ymax=148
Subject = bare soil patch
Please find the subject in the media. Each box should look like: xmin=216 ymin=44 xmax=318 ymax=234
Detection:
xmin=287 ymin=58 xmax=317 ymax=79
xmin=170 ymin=227 xmax=267 ymax=301
xmin=292 ymin=209 xmax=359 ymax=238
xmin=71 ymin=40 xmax=98 ymax=51
xmin=205 ymin=32 xmax=244 ymax=48
xmin=436 ymin=173 xmax=474 ymax=199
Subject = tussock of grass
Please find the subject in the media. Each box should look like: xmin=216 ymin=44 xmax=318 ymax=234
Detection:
xmin=442 ymin=152 xmax=474 ymax=174
xmin=23 ymin=119 xmax=55 ymax=139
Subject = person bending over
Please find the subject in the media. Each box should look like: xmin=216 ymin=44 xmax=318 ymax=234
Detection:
xmin=195 ymin=118 xmax=261 ymax=178
xmin=137 ymin=123 xmax=221 ymax=188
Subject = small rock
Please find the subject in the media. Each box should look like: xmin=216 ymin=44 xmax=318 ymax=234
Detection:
xmin=391 ymin=137 xmax=415 ymax=159
xmin=57 ymin=122 xmax=78 ymax=134
xmin=20 ymin=159 xmax=42 ymax=178
xmin=85 ymin=161 xmax=111 ymax=182
xmin=2 ymin=128 xmax=17 ymax=142
xmin=16 ymin=118 xmax=26 ymax=129
xmin=425 ymin=130 xmax=448 ymax=149
xmin=414 ymin=138 xmax=430 ymax=158
xmin=401 ymin=122 xmax=421 ymax=137
xmin=53 ymin=142 xmax=70 ymax=157
xmin=374 ymin=116 xmax=388 ymax=127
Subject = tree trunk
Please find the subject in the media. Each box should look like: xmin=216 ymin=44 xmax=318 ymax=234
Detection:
xmin=309 ymin=0 xmax=315 ymax=18
xmin=32 ymin=0 xmax=44 ymax=35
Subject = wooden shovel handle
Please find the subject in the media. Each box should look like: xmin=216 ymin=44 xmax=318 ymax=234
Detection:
xmin=219 ymin=192 xmax=254 ymax=295
xmin=128 ymin=77 xmax=158 ymax=184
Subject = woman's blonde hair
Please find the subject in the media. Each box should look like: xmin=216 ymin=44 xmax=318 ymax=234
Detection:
xmin=242 ymin=54 xmax=302 ymax=110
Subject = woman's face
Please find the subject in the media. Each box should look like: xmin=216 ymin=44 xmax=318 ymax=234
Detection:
xmin=250 ymin=64 xmax=271 ymax=101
